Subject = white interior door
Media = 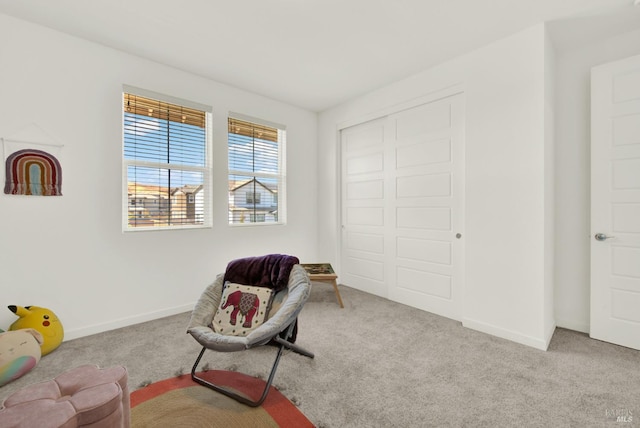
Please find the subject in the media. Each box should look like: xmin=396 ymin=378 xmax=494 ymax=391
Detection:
xmin=340 ymin=118 xmax=388 ymax=297
xmin=340 ymin=94 xmax=464 ymax=321
xmin=591 ymin=54 xmax=640 ymax=351
xmin=387 ymin=95 xmax=464 ymax=320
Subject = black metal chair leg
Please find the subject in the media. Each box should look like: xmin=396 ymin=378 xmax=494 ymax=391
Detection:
xmin=274 ymin=319 xmax=314 ymax=357
xmin=190 ymin=321 xmax=313 ymax=407
xmin=272 ymin=336 xmax=315 ymax=358
xmin=191 ymin=343 xmax=286 ymax=407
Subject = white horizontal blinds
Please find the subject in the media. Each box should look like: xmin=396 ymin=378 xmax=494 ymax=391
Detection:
xmin=124 ymin=92 xmax=210 ymax=229
xmin=228 ymin=116 xmax=285 ymax=224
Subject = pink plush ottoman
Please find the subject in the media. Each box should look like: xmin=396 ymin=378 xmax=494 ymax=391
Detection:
xmin=0 ymin=365 xmax=129 ymax=428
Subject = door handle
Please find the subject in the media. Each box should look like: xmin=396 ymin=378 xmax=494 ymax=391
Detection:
xmin=594 ymin=233 xmax=614 ymax=241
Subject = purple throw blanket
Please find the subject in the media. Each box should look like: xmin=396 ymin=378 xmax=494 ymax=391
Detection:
xmin=223 ymin=254 xmax=300 ymax=292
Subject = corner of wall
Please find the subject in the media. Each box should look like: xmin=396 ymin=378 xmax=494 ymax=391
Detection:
xmin=544 ymin=23 xmax=557 ymax=340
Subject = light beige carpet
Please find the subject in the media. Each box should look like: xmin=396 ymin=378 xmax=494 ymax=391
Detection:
xmin=2 ymin=283 xmax=639 ymax=427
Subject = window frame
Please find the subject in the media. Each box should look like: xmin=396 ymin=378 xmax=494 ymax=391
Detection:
xmin=122 ymin=85 xmax=213 ymax=232
xmin=227 ymin=113 xmax=286 ymax=226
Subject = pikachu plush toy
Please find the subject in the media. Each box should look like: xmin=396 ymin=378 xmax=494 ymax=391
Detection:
xmin=8 ymin=306 xmax=64 ymax=356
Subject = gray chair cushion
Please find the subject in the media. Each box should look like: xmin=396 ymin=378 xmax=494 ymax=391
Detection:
xmin=187 ymin=264 xmax=311 ymax=352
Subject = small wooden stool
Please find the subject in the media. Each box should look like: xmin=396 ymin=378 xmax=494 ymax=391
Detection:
xmin=301 ymin=263 xmax=344 ymax=308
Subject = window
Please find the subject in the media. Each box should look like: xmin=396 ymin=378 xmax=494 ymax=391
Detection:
xmin=123 ymin=86 xmax=212 ymax=230
xmin=250 ymin=213 xmax=266 ymax=223
xmin=245 ymin=191 xmax=261 ymax=204
xmin=228 ymin=114 xmax=286 ymax=225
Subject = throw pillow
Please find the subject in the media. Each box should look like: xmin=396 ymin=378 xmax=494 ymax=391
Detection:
xmin=213 ymin=282 xmax=273 ymax=336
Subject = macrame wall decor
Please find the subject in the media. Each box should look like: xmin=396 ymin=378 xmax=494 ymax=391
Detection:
xmin=2 ymin=130 xmax=64 ymax=196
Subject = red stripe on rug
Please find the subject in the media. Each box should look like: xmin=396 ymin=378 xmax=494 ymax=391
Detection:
xmin=131 ymin=370 xmax=313 ymax=427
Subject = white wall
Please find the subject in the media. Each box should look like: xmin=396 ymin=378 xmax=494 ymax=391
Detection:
xmin=0 ymin=14 xmax=318 ymax=339
xmin=5 ymin=9 xmax=636 ymax=349
xmin=553 ymin=27 xmax=640 ymax=333
xmin=319 ymin=24 xmax=554 ymax=350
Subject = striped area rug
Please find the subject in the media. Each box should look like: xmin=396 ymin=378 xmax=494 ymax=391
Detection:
xmin=131 ymin=370 xmax=313 ymax=427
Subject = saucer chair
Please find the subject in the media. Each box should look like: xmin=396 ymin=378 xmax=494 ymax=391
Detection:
xmin=187 ymin=254 xmax=314 ymax=407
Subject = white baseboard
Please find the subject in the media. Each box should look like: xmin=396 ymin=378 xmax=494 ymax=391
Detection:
xmin=63 ymin=303 xmax=194 ymax=341
xmin=544 ymin=320 xmax=557 ymax=349
xmin=462 ymin=317 xmax=552 ymax=351
xmin=555 ymin=318 xmax=589 ymax=334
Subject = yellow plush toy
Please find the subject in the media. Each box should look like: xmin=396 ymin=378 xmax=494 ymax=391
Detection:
xmin=8 ymin=306 xmax=64 ymax=356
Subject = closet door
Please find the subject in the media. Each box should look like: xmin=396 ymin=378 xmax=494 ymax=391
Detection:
xmin=388 ymin=94 xmax=464 ymax=320
xmin=340 ymin=94 xmax=464 ymax=320
xmin=340 ymin=118 xmax=388 ymax=298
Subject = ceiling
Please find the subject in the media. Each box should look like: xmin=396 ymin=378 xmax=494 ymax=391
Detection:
xmin=0 ymin=0 xmax=639 ymax=112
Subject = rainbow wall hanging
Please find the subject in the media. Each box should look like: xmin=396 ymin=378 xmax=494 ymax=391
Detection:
xmin=4 ymin=148 xmax=63 ymax=196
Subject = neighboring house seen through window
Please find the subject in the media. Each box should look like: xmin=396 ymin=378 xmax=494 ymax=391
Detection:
xmin=228 ymin=115 xmax=286 ymax=224
xmin=246 ymin=191 xmax=261 ymax=204
xmin=123 ymin=86 xmax=212 ymax=230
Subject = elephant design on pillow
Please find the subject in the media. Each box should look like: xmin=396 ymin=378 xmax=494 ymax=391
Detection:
xmin=221 ymin=290 xmax=260 ymax=328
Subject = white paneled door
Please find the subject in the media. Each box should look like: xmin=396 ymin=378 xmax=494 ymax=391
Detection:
xmin=340 ymin=118 xmax=388 ymax=297
xmin=340 ymin=94 xmax=464 ymax=320
xmin=591 ymin=54 xmax=640 ymax=351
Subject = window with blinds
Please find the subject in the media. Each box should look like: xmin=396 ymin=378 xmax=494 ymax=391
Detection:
xmin=228 ymin=115 xmax=286 ymax=225
xmin=123 ymin=89 xmax=212 ymax=230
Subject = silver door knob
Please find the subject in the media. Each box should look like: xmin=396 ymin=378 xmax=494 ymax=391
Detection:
xmin=594 ymin=233 xmax=614 ymax=241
